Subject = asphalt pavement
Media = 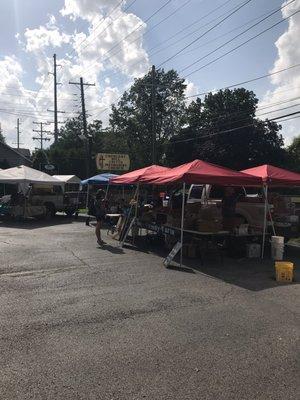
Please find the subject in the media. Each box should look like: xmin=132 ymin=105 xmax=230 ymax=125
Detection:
xmin=0 ymin=216 xmax=299 ymax=400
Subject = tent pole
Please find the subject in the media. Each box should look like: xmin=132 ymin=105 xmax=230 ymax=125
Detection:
xmin=105 ymin=183 xmax=110 ymax=200
xmin=134 ymin=183 xmax=140 ymax=218
xmin=180 ymin=182 xmax=186 ymax=267
xmin=261 ymin=185 xmax=268 ymax=259
xmin=85 ymin=184 xmax=90 ymax=210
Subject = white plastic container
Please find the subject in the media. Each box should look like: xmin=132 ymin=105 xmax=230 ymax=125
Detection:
xmin=271 ymin=236 xmax=284 ymax=244
xmin=271 ymin=236 xmax=285 ymax=260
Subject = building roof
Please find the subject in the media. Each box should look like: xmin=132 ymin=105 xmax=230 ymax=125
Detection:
xmin=0 ymin=141 xmax=32 ymax=164
xmin=12 ymin=147 xmax=31 ymax=159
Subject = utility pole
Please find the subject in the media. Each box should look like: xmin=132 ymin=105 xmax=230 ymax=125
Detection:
xmin=16 ymin=118 xmax=21 ymax=149
xmin=48 ymin=54 xmax=63 ymax=143
xmin=151 ymin=65 xmax=157 ymax=164
xmin=32 ymin=122 xmax=51 ymax=150
xmin=69 ymin=77 xmax=95 ymax=178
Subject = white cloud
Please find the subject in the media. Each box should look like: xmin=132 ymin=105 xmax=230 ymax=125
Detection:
xmin=261 ymin=0 xmax=300 ymax=145
xmin=24 ymin=26 xmax=71 ymax=53
xmin=1 ymin=0 xmax=151 ymax=149
xmin=60 ymin=0 xmax=123 ymax=21
xmin=185 ymin=81 xmax=199 ymax=104
xmin=0 ymin=56 xmax=39 ymax=149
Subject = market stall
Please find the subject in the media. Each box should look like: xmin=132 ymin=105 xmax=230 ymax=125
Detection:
xmin=113 ymin=160 xmax=262 ymax=265
xmin=81 ymin=173 xmax=119 ymax=207
xmin=53 ymin=175 xmax=81 ymax=191
xmin=110 ymin=165 xmax=171 ymax=243
xmin=0 ymin=165 xmax=63 ymax=218
xmin=242 ymin=164 xmax=300 ymax=257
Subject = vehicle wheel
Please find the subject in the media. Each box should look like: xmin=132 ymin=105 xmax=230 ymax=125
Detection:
xmin=65 ymin=210 xmax=75 ymax=217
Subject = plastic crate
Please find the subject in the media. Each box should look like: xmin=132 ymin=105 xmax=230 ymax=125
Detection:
xmin=275 ymin=261 xmax=294 ymax=283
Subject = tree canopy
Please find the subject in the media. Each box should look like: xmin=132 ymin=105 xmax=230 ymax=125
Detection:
xmin=109 ymin=68 xmax=186 ymax=168
xmin=166 ymin=88 xmax=286 ymax=170
xmin=44 ymin=68 xmax=290 ymax=177
xmin=287 ymin=135 xmax=300 ymax=172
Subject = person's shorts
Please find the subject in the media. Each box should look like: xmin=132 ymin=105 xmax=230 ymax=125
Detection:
xmin=96 ymin=213 xmax=105 ymax=222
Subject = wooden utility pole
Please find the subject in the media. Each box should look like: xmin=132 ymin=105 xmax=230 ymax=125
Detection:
xmin=69 ymin=77 xmax=95 ymax=178
xmin=32 ymin=122 xmax=51 ymax=150
xmin=48 ymin=54 xmax=64 ymax=143
xmin=151 ymin=65 xmax=157 ymax=164
xmin=16 ymin=118 xmax=21 ymax=149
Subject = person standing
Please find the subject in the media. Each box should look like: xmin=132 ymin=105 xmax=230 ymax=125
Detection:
xmin=94 ymin=189 xmax=108 ymax=246
xmin=221 ymin=187 xmax=238 ymax=232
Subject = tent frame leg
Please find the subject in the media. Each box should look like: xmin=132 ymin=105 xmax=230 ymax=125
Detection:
xmin=180 ymin=182 xmax=186 ymax=267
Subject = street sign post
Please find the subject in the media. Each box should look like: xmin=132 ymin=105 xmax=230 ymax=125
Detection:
xmin=96 ymin=153 xmax=130 ymax=171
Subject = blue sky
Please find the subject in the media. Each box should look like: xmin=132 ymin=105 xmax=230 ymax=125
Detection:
xmin=0 ymin=0 xmax=299 ymax=148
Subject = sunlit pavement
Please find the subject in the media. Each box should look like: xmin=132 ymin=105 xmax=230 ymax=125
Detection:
xmin=0 ymin=216 xmax=299 ymax=400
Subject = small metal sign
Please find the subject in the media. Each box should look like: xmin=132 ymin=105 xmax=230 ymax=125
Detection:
xmin=96 ymin=153 xmax=130 ymax=171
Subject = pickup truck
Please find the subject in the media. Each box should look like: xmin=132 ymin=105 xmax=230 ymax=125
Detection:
xmin=187 ymin=184 xmax=299 ymax=236
xmin=24 ymin=184 xmax=78 ymax=217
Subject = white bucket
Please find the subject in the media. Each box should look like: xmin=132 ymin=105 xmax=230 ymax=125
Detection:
xmin=271 ymin=241 xmax=284 ymax=260
xmin=271 ymin=236 xmax=284 ymax=244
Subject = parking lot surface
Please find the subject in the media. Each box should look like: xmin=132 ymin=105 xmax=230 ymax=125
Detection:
xmin=0 ymin=217 xmax=299 ymax=400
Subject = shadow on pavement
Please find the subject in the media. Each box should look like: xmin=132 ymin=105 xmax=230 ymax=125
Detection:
xmin=126 ymin=235 xmax=300 ymax=292
xmin=0 ymin=214 xmax=97 ymax=230
xmin=99 ymin=243 xmax=124 ymax=254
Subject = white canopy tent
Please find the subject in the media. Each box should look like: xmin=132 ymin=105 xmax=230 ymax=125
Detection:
xmin=0 ymin=165 xmax=63 ymax=192
xmin=53 ymin=175 xmax=81 ymax=184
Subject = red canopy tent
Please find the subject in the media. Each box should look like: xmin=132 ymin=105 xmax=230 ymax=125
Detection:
xmin=242 ymin=164 xmax=300 ymax=258
xmin=140 ymin=160 xmax=261 ymax=186
xmin=110 ymin=165 xmax=170 ymax=185
xmin=242 ymin=164 xmax=300 ymax=186
xmin=137 ymin=160 xmax=261 ymax=266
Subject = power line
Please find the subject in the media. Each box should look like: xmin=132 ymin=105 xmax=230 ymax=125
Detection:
xmin=179 ymin=0 xmax=296 ymax=74
xmin=69 ymin=0 xmax=124 ymax=57
xmin=158 ymin=0 xmax=253 ymax=67
xmin=179 ymin=7 xmax=280 ymax=58
xmin=107 ymin=0 xmax=246 ymax=80
xmin=184 ymin=7 xmax=300 ymax=77
xmin=149 ymin=6 xmax=268 ymax=62
xmin=186 ymin=63 xmax=300 ymax=98
xmin=169 ymin=111 xmax=300 ymax=145
xmin=147 ymin=0 xmax=235 ymax=54
xmin=32 ymin=122 xmax=52 ymax=150
xmin=83 ymin=0 xmax=173 ymax=75
xmin=70 ymin=0 xmax=138 ymax=58
xmin=69 ymin=77 xmax=95 ymax=177
xmin=100 ymin=0 xmax=238 ymax=80
xmin=143 ymin=0 xmax=193 ymax=38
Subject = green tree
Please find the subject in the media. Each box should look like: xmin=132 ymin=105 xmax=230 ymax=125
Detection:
xmin=166 ymin=88 xmax=286 ymax=170
xmin=109 ymin=68 xmax=186 ymax=168
xmin=47 ymin=116 xmax=108 ymax=178
xmin=32 ymin=150 xmax=48 ymax=171
xmin=287 ymin=135 xmax=300 ymax=171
